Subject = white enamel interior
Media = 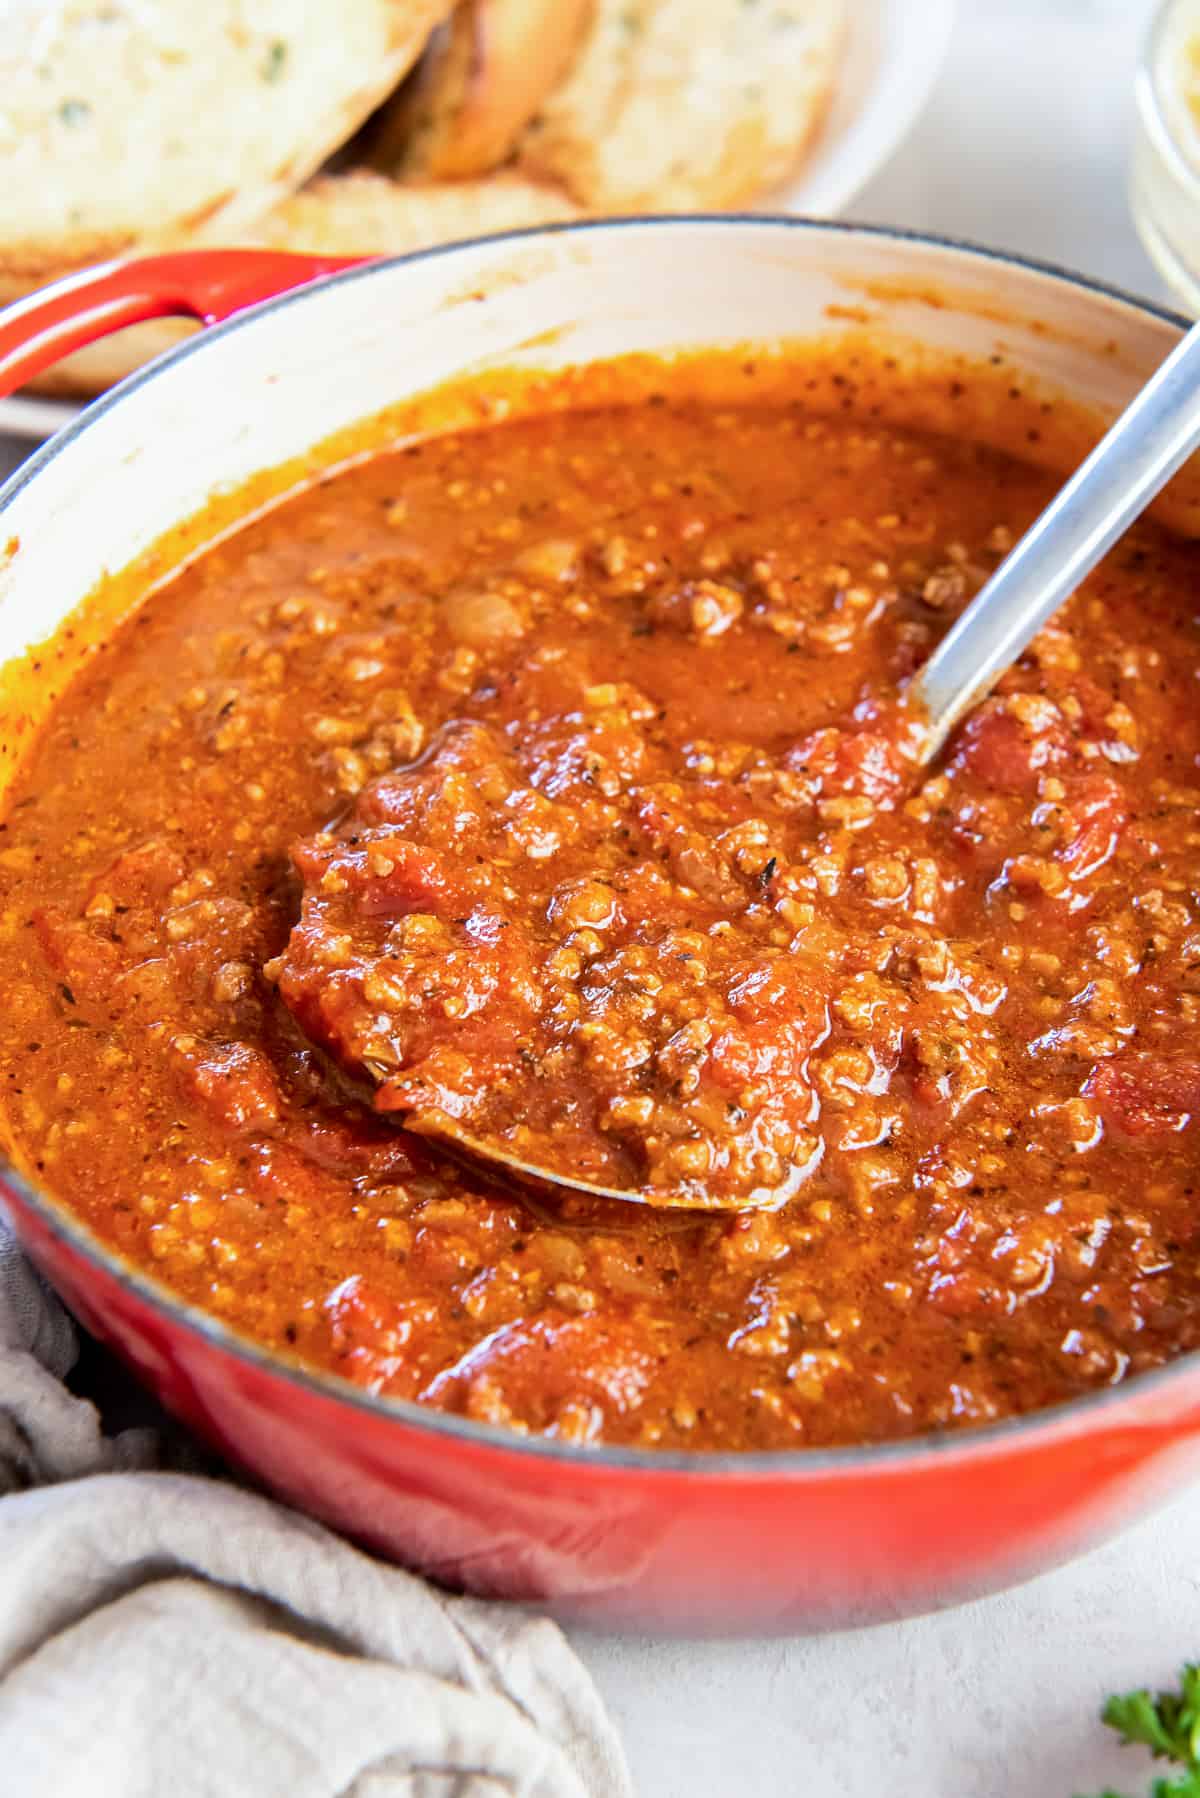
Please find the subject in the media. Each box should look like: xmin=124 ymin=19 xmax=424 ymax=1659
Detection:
xmin=0 ymin=219 xmax=1186 ymax=703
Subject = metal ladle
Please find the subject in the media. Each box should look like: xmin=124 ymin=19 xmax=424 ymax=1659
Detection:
xmin=407 ymin=1112 xmax=819 ymax=1216
xmin=910 ymin=318 xmax=1200 ymax=759
xmin=416 ymin=322 xmax=1200 ymax=1210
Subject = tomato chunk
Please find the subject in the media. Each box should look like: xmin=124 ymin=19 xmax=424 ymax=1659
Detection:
xmin=323 ymin=1275 xmax=430 ymax=1393
xmin=421 ymin=1309 xmax=659 ymax=1424
xmin=783 ymin=726 xmax=904 ymax=806
xmin=1084 ymin=1056 xmax=1200 ymax=1137
xmin=176 ymin=1038 xmax=280 ymax=1135
xmin=31 ymin=906 xmax=121 ymax=1000
xmin=949 ymin=699 xmax=1070 ymax=791
xmin=1056 ymin=774 xmax=1127 ymax=880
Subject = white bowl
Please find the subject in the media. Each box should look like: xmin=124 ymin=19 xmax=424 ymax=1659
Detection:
xmin=781 ymin=0 xmax=956 ymax=217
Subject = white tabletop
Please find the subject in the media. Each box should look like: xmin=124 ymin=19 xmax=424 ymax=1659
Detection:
xmin=575 ymin=6 xmax=1200 ymax=1797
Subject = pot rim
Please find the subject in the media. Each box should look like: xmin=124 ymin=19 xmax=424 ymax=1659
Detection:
xmin=2 ymin=211 xmax=1194 ymax=1483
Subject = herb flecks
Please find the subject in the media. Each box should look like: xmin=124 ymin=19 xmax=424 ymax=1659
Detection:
xmin=262 ymin=40 xmax=288 ymax=83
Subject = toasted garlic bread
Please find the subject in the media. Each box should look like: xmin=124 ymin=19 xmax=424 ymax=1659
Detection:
xmin=519 ymin=0 xmax=846 ymax=210
xmin=248 ymin=169 xmax=579 ymax=256
xmin=370 ymin=0 xmax=593 ymax=179
xmin=11 ymin=171 xmax=580 ymax=396
xmin=0 ymin=0 xmax=454 ymax=285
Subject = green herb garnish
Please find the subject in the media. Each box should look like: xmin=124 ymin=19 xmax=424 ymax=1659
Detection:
xmin=1079 ymin=1665 xmax=1200 ymax=1797
xmin=262 ymin=40 xmax=287 ymax=83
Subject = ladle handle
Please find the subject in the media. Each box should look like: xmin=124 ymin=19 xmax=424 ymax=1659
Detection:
xmin=0 ymin=249 xmax=364 ymax=398
xmin=912 ymin=318 xmax=1200 ymax=759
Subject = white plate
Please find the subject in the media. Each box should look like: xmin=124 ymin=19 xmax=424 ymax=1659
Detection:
xmin=0 ymin=0 xmax=956 ymax=446
xmin=782 ymin=0 xmax=958 ymax=217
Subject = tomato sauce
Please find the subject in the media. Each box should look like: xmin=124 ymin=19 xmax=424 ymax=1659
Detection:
xmin=2 ymin=366 xmax=1200 ymax=1450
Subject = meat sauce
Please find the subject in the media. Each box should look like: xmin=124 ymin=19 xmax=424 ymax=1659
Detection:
xmin=3 ymin=365 xmax=1200 ymax=1450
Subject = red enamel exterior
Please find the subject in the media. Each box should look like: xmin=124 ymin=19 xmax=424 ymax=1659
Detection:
xmin=6 ymin=1167 xmax=1200 ymax=1634
xmin=0 ymin=250 xmax=363 ymax=397
xmin=5 ymin=234 xmax=1200 ymax=1635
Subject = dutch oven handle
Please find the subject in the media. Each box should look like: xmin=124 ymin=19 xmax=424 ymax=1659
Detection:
xmin=0 ymin=249 xmax=365 ymax=399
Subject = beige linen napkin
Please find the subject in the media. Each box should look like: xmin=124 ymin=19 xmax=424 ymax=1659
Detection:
xmin=0 ymin=1216 xmax=633 ymax=1798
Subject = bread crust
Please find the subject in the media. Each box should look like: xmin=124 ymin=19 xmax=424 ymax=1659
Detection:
xmin=370 ymin=0 xmax=594 ymax=180
xmin=249 ymin=170 xmax=580 ymax=257
xmin=518 ymin=0 xmax=846 ymax=210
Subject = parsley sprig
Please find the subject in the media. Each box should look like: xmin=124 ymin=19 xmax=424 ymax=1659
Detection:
xmin=1082 ymin=1665 xmax=1200 ymax=1797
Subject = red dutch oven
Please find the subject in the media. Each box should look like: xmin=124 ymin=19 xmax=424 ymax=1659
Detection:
xmin=2 ymin=218 xmax=1199 ymax=1636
